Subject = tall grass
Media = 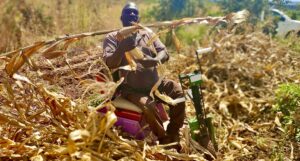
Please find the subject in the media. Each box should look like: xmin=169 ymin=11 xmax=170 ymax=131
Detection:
xmin=0 ymin=0 xmax=152 ymax=52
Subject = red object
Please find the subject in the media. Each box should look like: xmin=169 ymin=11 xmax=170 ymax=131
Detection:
xmin=95 ymin=74 xmax=106 ymax=82
xmin=98 ymin=107 xmax=142 ymax=121
xmin=115 ymin=109 xmax=142 ymax=121
xmin=95 ymin=74 xmax=106 ymax=94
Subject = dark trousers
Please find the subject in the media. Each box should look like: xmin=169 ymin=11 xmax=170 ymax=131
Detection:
xmin=121 ymin=79 xmax=185 ymax=140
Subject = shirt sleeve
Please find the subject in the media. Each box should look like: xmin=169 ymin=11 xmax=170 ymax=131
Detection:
xmin=151 ymin=34 xmax=169 ymax=62
xmin=152 ymin=36 xmax=166 ymax=53
xmin=102 ymin=33 xmax=119 ymax=68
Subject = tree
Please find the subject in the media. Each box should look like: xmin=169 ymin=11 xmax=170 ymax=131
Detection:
xmin=150 ymin=0 xmax=207 ymax=21
xmin=272 ymin=0 xmax=290 ymax=6
xmin=147 ymin=0 xmax=210 ymax=47
xmin=217 ymin=0 xmax=288 ymax=22
xmin=218 ymin=0 xmax=268 ymax=21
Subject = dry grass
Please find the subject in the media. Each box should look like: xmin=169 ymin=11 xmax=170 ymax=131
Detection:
xmin=1 ymin=23 xmax=299 ymax=160
xmin=0 ymin=1 xmax=299 ymax=160
xmin=166 ymin=25 xmax=300 ymax=160
xmin=0 ymin=0 xmax=153 ymax=52
xmin=0 ymin=9 xmax=248 ymax=161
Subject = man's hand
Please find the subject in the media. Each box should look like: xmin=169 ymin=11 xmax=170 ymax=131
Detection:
xmin=118 ymin=34 xmax=136 ymax=53
xmin=136 ymin=55 xmax=159 ymax=68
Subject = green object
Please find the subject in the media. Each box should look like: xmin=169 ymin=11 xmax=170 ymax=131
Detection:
xmin=180 ymin=71 xmax=206 ymax=140
xmin=205 ymin=117 xmax=218 ymax=151
xmin=188 ymin=117 xmax=200 ymax=140
xmin=179 ymin=72 xmax=202 ymax=87
xmin=178 ymin=50 xmax=217 ymax=156
xmin=179 ymin=71 xmax=204 ymax=117
xmin=179 ymin=70 xmax=217 ymax=148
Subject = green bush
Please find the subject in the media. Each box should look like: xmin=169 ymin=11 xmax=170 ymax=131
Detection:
xmin=275 ymin=35 xmax=300 ymax=54
xmin=217 ymin=0 xmax=269 ymax=23
xmin=155 ymin=25 xmax=209 ymax=49
xmin=275 ymin=83 xmax=300 ymax=141
xmin=144 ymin=0 xmax=217 ymax=48
xmin=177 ymin=25 xmax=209 ymax=45
xmin=149 ymin=0 xmax=206 ymax=21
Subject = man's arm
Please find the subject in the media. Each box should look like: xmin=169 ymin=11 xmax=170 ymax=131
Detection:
xmin=103 ymin=34 xmax=122 ymax=69
xmin=136 ymin=35 xmax=169 ymax=68
xmin=155 ymin=50 xmax=169 ymax=64
xmin=103 ymin=33 xmax=136 ymax=69
xmin=153 ymin=36 xmax=169 ymax=64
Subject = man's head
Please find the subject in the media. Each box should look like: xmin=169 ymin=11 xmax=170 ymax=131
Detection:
xmin=120 ymin=2 xmax=139 ymax=27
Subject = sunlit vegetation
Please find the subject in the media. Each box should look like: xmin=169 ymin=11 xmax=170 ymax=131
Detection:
xmin=0 ymin=0 xmax=299 ymax=160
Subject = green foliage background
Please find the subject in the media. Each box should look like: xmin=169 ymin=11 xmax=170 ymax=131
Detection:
xmin=276 ymin=83 xmax=300 ymax=141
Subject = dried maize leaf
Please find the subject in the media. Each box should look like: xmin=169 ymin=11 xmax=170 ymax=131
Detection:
xmin=103 ymin=111 xmax=117 ymax=130
xmin=229 ymin=140 xmax=242 ymax=149
xmin=274 ymin=116 xmax=282 ymax=127
xmin=154 ymin=90 xmax=185 ymax=106
xmin=125 ymin=52 xmax=137 ymax=71
xmin=64 ymin=55 xmax=79 ymax=77
xmin=43 ymin=51 xmax=67 ymax=59
xmin=41 ymin=40 xmax=63 ymax=55
xmin=12 ymin=73 xmax=33 ymax=85
xmin=196 ymin=47 xmax=213 ymax=55
xmin=118 ymin=137 xmax=138 ymax=147
xmin=30 ymin=155 xmax=44 ymax=161
xmin=0 ymin=56 xmax=10 ymax=62
xmin=45 ymin=146 xmax=69 ymax=156
xmin=147 ymin=34 xmax=160 ymax=47
xmin=23 ymin=56 xmax=39 ymax=71
xmin=69 ymin=129 xmax=90 ymax=142
xmin=149 ymin=77 xmax=164 ymax=99
xmin=71 ymin=152 xmax=92 ymax=161
xmin=118 ymin=142 xmax=135 ymax=151
xmin=133 ymin=22 xmax=153 ymax=33
xmin=115 ymin=65 xmax=132 ymax=71
xmin=116 ymin=26 xmax=139 ymax=41
xmin=97 ymin=111 xmax=117 ymax=152
xmin=133 ymin=23 xmax=161 ymax=51
xmin=219 ymin=100 xmax=230 ymax=116
xmin=160 ymin=150 xmax=200 ymax=160
xmin=0 ymin=113 xmax=11 ymax=123
xmin=3 ymin=80 xmax=15 ymax=100
xmin=0 ymin=113 xmax=26 ymax=128
xmin=172 ymin=29 xmax=182 ymax=53
xmin=5 ymin=54 xmax=23 ymax=75
xmin=133 ymin=152 xmax=144 ymax=161
xmin=128 ymin=48 xmax=144 ymax=60
xmin=0 ymin=138 xmax=16 ymax=148
xmin=263 ymin=64 xmax=275 ymax=72
xmin=38 ymin=86 xmax=73 ymax=122
xmin=256 ymin=139 xmax=269 ymax=151
xmin=5 ymin=42 xmax=45 ymax=76
xmin=63 ymin=38 xmax=79 ymax=50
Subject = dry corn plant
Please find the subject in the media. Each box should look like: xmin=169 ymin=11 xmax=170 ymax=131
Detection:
xmin=0 ymin=10 xmax=251 ymax=160
xmin=166 ymin=24 xmax=300 ymax=160
xmin=1 ymin=55 xmax=207 ymax=160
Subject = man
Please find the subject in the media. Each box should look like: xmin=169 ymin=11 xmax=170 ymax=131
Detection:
xmin=102 ymin=2 xmax=185 ymax=146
